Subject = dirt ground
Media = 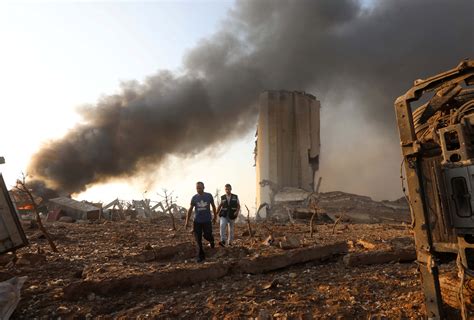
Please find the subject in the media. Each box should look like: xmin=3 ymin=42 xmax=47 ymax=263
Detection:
xmin=0 ymin=218 xmax=436 ymax=319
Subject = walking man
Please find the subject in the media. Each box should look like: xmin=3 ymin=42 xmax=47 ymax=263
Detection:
xmin=217 ymin=184 xmax=240 ymax=246
xmin=185 ymin=181 xmax=217 ymax=262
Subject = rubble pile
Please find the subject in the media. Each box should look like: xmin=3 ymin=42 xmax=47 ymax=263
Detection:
xmin=270 ymin=188 xmax=410 ymax=224
xmin=318 ymin=191 xmax=410 ymax=223
xmin=0 ymin=216 xmax=437 ymax=319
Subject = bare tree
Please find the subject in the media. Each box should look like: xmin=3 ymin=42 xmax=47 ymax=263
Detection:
xmin=309 ymin=194 xmax=319 ymax=238
xmin=214 ymin=188 xmax=221 ymax=206
xmin=157 ymin=189 xmax=176 ymax=231
xmin=332 ymin=215 xmax=344 ymax=235
xmin=15 ymin=174 xmax=58 ymax=252
xmin=308 ymin=177 xmax=323 ymax=238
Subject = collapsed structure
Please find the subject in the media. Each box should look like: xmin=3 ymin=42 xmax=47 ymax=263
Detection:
xmin=255 ymin=91 xmax=320 ymax=219
xmin=48 ymin=197 xmax=101 ymax=221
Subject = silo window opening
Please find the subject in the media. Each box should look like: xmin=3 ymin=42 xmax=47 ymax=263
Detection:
xmin=451 ymin=177 xmax=472 ymax=217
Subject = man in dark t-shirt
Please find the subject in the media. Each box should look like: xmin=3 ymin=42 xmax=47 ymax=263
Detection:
xmin=185 ymin=181 xmax=217 ymax=262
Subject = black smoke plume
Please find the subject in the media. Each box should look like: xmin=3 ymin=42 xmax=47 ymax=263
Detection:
xmin=29 ymin=0 xmax=474 ymax=197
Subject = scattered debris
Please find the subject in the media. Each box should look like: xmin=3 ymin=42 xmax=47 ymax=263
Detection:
xmin=64 ymin=242 xmax=347 ymax=299
xmin=5 ymin=213 xmax=427 ymax=318
xmin=257 ymin=187 xmax=409 ymax=224
xmin=319 ymin=191 xmax=410 ymax=223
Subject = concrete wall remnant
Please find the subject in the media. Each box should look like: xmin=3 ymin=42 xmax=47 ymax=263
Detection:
xmin=255 ymin=90 xmax=320 ymax=219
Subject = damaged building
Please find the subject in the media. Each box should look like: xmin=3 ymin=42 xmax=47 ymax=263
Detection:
xmin=47 ymin=197 xmax=101 ymax=221
xmin=255 ymin=90 xmax=321 ymax=219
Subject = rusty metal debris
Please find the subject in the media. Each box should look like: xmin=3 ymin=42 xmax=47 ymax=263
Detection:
xmin=395 ymin=59 xmax=474 ymax=319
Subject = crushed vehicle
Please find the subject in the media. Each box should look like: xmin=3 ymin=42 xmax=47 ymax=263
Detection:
xmin=395 ymin=59 xmax=474 ymax=319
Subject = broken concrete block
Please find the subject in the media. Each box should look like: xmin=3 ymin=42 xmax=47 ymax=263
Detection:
xmin=279 ymin=235 xmax=301 ymax=250
xmin=63 ymin=242 xmax=348 ymax=300
xmin=63 ymin=262 xmax=230 ymax=300
xmin=237 ymin=242 xmax=348 ymax=274
xmin=131 ymin=242 xmax=195 ymax=262
xmin=343 ymin=247 xmax=416 ymax=267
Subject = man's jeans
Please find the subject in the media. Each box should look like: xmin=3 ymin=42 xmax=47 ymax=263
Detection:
xmin=193 ymin=221 xmax=214 ymax=258
xmin=219 ymin=216 xmax=235 ymax=244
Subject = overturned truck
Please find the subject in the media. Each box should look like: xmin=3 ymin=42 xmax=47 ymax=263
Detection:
xmin=395 ymin=60 xmax=474 ymax=319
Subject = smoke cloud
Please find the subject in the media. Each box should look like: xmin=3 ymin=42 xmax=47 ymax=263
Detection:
xmin=29 ymin=0 xmax=474 ymax=197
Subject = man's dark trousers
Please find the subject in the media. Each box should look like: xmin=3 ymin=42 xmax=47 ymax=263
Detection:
xmin=193 ymin=221 xmax=214 ymax=259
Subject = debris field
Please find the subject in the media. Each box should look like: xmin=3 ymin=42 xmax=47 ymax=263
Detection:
xmin=0 ymin=216 xmax=444 ymax=319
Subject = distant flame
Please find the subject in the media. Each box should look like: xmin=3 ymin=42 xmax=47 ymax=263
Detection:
xmin=17 ymin=204 xmax=34 ymax=211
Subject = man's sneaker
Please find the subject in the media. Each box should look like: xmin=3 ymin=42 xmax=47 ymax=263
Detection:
xmin=219 ymin=241 xmax=226 ymax=247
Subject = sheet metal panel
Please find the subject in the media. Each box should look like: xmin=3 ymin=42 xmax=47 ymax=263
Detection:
xmin=0 ymin=174 xmax=28 ymax=253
